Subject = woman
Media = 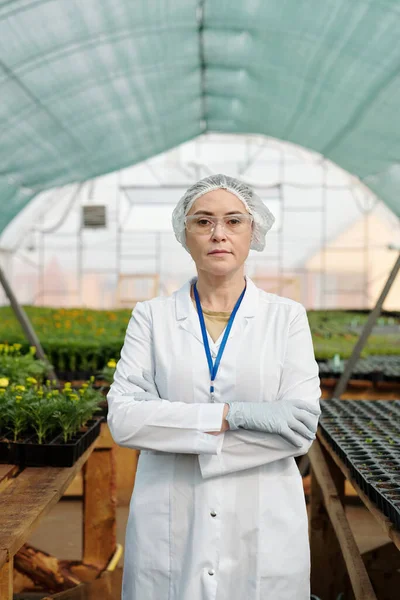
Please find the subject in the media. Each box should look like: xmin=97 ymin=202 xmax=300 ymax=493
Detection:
xmin=107 ymin=174 xmax=321 ymax=600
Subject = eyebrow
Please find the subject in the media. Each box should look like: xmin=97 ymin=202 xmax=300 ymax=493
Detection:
xmin=191 ymin=210 xmax=246 ymax=216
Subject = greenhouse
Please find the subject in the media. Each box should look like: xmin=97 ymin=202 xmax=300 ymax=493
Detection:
xmin=0 ymin=2 xmax=399 ymax=600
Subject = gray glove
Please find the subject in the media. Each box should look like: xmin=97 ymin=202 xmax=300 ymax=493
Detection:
xmin=226 ymin=399 xmax=320 ymax=448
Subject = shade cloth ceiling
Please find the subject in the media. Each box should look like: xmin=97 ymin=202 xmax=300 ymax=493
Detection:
xmin=1 ymin=0 xmax=400 ymax=233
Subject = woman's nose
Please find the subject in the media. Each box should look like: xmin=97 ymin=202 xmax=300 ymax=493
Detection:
xmin=211 ymin=222 xmax=227 ymax=241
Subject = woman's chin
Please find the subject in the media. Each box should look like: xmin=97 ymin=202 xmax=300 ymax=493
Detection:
xmin=199 ymin=262 xmax=239 ymax=277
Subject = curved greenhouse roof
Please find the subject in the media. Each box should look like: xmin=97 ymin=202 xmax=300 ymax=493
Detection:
xmin=1 ymin=0 xmax=400 ymax=233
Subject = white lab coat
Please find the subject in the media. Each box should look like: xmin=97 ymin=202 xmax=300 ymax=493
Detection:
xmin=107 ymin=276 xmax=321 ymax=600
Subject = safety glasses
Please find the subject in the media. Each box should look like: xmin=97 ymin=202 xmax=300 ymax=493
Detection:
xmin=185 ymin=214 xmax=253 ymax=235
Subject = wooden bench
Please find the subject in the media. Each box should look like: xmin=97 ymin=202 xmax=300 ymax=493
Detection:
xmin=309 ymin=431 xmax=400 ymax=600
xmin=0 ymin=423 xmax=117 ymax=599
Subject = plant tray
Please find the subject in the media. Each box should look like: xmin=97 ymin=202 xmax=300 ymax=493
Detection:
xmin=320 ymin=399 xmax=400 ymax=529
xmin=0 ymin=417 xmax=103 ymax=468
xmin=56 ymin=370 xmax=93 ymax=382
xmin=318 ymin=356 xmax=400 ymax=382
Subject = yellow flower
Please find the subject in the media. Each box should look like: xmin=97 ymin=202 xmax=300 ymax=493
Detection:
xmin=0 ymin=378 xmax=9 ymax=388
xmin=64 ymin=382 xmax=72 ymax=389
xmin=26 ymin=377 xmax=37 ymax=384
xmin=81 ymin=383 xmax=88 ymax=389
xmin=15 ymin=385 xmax=25 ymax=391
xmin=0 ymin=389 xmax=5 ymax=394
xmin=37 ymin=389 xmax=44 ymax=397
xmin=89 ymin=376 xmax=95 ymax=383
xmin=107 ymin=360 xmax=117 ymax=368
xmin=79 ymin=389 xmax=85 ymax=395
xmin=70 ymin=394 xmax=79 ymax=402
xmin=15 ymin=395 xmax=22 ymax=403
xmin=29 ymin=346 xmax=37 ymax=355
xmin=13 ymin=343 xmax=22 ymax=351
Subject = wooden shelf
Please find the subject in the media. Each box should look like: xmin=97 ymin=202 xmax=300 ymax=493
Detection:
xmin=0 ymin=423 xmax=116 ymax=599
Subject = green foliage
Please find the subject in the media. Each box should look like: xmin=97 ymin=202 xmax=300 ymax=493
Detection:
xmin=0 ymin=305 xmax=130 ymax=343
xmin=0 ymin=378 xmax=103 ymax=444
xmin=0 ymin=306 xmax=399 ymax=365
xmin=0 ymin=305 xmax=130 ymax=373
xmin=307 ymin=310 xmax=400 ymax=358
xmin=0 ymin=343 xmax=49 ymax=384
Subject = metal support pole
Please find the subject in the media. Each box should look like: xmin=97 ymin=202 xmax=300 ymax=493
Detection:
xmin=0 ymin=264 xmax=58 ymax=382
xmin=321 ymin=161 xmax=328 ymax=309
xmin=332 ymin=250 xmax=400 ymax=398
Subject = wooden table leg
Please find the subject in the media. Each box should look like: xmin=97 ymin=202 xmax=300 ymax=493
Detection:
xmin=0 ymin=556 xmax=13 ymax=600
xmin=82 ymin=443 xmax=117 ymax=571
xmin=309 ymin=460 xmax=352 ymax=600
xmin=309 ymin=440 xmax=377 ymax=600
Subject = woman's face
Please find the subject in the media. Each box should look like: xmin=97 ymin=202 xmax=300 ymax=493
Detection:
xmin=185 ymin=189 xmax=253 ymax=277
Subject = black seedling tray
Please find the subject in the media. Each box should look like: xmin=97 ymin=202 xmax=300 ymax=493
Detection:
xmin=320 ymin=399 xmax=400 ymax=529
xmin=56 ymin=370 xmax=93 ymax=381
xmin=0 ymin=439 xmax=19 ymax=464
xmin=0 ymin=417 xmax=103 ymax=467
xmin=318 ymin=356 xmax=400 ymax=382
xmin=321 ymin=398 xmax=400 ymax=421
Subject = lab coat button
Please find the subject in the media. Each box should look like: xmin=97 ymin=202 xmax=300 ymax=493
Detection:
xmin=210 ymin=511 xmax=217 ymax=517
xmin=208 ymin=569 xmax=215 ymax=576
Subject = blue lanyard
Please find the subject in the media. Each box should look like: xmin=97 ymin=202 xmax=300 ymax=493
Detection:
xmin=193 ymin=281 xmax=246 ymax=399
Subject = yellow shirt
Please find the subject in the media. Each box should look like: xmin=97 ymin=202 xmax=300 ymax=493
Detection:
xmin=191 ymin=300 xmax=231 ymax=342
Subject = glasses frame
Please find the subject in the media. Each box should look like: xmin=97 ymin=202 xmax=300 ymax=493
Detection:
xmin=184 ymin=213 xmax=254 ymax=236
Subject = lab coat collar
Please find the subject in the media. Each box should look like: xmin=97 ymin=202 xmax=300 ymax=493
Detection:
xmin=175 ymin=275 xmax=259 ymax=322
xmin=175 ymin=275 xmax=259 ymax=348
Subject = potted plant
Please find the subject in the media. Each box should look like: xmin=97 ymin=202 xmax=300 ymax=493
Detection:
xmin=0 ymin=378 xmax=104 ymax=467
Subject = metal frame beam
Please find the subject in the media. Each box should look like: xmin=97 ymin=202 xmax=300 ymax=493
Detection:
xmin=0 ymin=264 xmax=57 ymax=382
xmin=332 ymin=248 xmax=400 ymax=398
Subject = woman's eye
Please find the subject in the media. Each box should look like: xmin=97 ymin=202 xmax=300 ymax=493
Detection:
xmin=197 ymin=218 xmax=211 ymax=226
xmin=228 ymin=218 xmax=241 ymax=225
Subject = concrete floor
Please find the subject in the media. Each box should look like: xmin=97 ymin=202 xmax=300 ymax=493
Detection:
xmin=27 ymin=499 xmax=389 ymax=567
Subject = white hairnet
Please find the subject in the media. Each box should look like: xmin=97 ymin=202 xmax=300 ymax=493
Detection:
xmin=172 ymin=174 xmax=275 ymax=252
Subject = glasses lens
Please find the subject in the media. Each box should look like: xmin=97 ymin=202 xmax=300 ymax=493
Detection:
xmin=222 ymin=215 xmax=251 ymax=232
xmin=186 ymin=216 xmax=214 ymax=234
xmin=186 ymin=214 xmax=252 ymax=234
